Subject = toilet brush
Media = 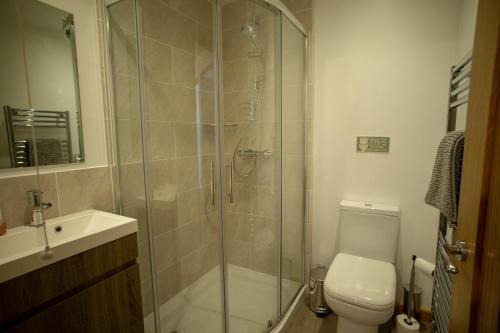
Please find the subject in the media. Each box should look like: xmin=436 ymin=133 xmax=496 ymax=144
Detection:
xmin=395 ymin=255 xmax=420 ymax=333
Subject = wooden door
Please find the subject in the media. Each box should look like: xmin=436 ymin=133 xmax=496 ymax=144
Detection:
xmin=448 ymin=0 xmax=500 ymax=332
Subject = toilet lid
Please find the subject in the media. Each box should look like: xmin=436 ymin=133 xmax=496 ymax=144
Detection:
xmin=324 ymin=253 xmax=396 ymax=311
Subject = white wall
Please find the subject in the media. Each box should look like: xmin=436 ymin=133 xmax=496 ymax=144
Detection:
xmin=313 ymin=0 xmax=463 ymax=309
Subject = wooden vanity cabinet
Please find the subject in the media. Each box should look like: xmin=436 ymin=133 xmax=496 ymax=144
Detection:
xmin=0 ymin=233 xmax=144 ymax=332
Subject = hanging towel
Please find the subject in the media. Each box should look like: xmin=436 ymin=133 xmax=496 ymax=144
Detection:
xmin=425 ymin=131 xmax=465 ymax=223
xmin=28 ymin=138 xmax=65 ymax=166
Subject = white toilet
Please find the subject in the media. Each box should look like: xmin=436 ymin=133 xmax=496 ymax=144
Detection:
xmin=324 ymin=200 xmax=400 ymax=333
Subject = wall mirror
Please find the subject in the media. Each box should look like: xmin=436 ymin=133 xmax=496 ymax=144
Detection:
xmin=0 ymin=0 xmax=84 ymax=169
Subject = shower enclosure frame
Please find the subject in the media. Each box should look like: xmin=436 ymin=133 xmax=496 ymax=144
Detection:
xmin=105 ymin=0 xmax=309 ymax=331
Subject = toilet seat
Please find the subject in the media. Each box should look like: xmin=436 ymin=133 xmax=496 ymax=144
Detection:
xmin=324 ymin=253 xmax=396 ymax=312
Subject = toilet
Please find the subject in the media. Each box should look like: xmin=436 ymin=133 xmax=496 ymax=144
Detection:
xmin=324 ymin=200 xmax=400 ymax=333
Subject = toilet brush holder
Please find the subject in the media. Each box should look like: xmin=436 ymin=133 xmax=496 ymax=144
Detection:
xmin=395 ymin=255 xmax=421 ymax=333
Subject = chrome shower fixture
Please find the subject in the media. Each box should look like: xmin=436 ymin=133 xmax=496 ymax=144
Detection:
xmin=241 ymin=24 xmax=257 ymax=48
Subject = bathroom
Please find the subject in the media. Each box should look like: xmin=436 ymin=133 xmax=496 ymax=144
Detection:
xmin=0 ymin=0 xmax=498 ymax=332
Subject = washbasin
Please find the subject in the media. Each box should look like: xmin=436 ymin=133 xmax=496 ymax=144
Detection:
xmin=0 ymin=210 xmax=137 ymax=283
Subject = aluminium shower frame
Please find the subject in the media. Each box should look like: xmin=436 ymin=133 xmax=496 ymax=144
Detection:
xmin=106 ymin=0 xmax=309 ymax=332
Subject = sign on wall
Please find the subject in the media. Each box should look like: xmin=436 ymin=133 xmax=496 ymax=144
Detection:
xmin=356 ymin=136 xmax=390 ymax=153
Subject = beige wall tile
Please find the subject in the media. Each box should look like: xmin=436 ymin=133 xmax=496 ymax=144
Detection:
xmin=283 ymin=154 xmax=306 ymax=190
xmin=141 ymin=279 xmax=155 ymax=316
xmin=254 ymin=122 xmax=276 ymax=152
xmin=201 ymin=211 xmax=219 ymax=245
xmin=154 ymin=220 xmax=202 ymax=271
xmin=174 ymin=123 xmax=196 ymax=156
xmin=151 ymin=199 xmax=178 ymax=234
xmin=198 ymin=90 xmax=215 ymax=124
xmin=0 ymin=174 xmax=59 ymax=228
xmin=196 ymin=24 xmax=213 ymax=59
xmin=222 ymin=26 xmax=254 ymax=61
xmin=283 ymin=189 xmax=305 ymax=222
xmin=176 ymin=187 xmax=210 ymax=224
xmin=169 ymin=0 xmax=213 ymax=27
xmin=195 ymin=56 xmax=214 ymax=92
xmin=221 ymin=1 xmax=249 ymax=31
xmin=281 ymin=0 xmax=313 ymax=12
xmin=109 ymin=29 xmax=137 ymax=77
xmin=107 ymin=0 xmax=136 ymax=32
xmin=113 ymin=74 xmax=140 ymax=120
xmin=120 ymin=162 xmax=146 ymax=208
xmin=123 ymin=204 xmax=149 ymax=244
xmin=171 ymin=85 xmax=197 ymax=122
xmin=172 ymin=48 xmax=195 ymax=88
xmin=116 ymin=119 xmax=142 ymax=163
xmin=142 ymin=0 xmax=196 ymax=53
xmin=283 ymin=85 xmax=306 ymax=121
xmin=283 ymin=120 xmax=306 ymax=155
xmin=251 ymin=241 xmax=276 ymax=275
xmin=147 ymin=121 xmax=175 ymax=160
xmin=56 ymin=167 xmax=114 ymax=215
xmin=144 ymin=37 xmax=173 ymax=84
xmin=225 ymin=238 xmax=251 ymax=268
xmin=156 ymin=262 xmax=182 ymax=304
xmin=145 ymin=81 xmax=191 ymax=122
xmin=223 ymin=58 xmax=249 ymax=92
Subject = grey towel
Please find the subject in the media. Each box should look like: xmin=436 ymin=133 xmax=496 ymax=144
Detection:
xmin=28 ymin=138 xmax=65 ymax=166
xmin=425 ymin=131 xmax=465 ymax=223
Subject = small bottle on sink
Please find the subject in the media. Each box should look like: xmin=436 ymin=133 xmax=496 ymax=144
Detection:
xmin=0 ymin=208 xmax=6 ymax=236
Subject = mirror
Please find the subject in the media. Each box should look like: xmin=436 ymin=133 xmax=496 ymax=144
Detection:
xmin=0 ymin=0 xmax=84 ymax=169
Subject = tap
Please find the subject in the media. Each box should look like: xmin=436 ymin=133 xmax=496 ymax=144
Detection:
xmin=27 ymin=190 xmax=52 ymax=227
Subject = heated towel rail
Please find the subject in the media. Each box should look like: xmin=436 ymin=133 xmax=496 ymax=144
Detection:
xmin=431 ymin=51 xmax=472 ymax=333
xmin=3 ymin=106 xmax=72 ymax=167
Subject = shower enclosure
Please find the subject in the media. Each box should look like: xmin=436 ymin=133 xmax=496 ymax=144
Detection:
xmin=106 ymin=0 xmax=307 ymax=332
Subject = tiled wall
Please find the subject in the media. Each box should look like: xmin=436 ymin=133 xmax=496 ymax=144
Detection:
xmin=0 ymin=167 xmax=113 ymax=229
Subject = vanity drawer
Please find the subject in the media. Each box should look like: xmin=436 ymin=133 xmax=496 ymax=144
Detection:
xmin=5 ymin=264 xmax=143 ymax=333
xmin=0 ymin=233 xmax=138 ymax=327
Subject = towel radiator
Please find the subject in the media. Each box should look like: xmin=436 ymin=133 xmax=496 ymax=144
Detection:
xmin=431 ymin=51 xmax=472 ymax=333
xmin=3 ymin=106 xmax=73 ymax=167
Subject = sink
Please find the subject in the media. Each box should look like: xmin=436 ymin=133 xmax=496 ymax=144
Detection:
xmin=0 ymin=210 xmax=137 ymax=284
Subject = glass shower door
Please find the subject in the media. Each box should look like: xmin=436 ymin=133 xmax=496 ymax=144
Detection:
xmin=138 ymin=0 xmax=223 ymax=332
xmin=220 ymin=1 xmax=280 ymax=331
xmin=108 ymin=0 xmax=224 ymax=332
xmin=280 ymin=15 xmax=306 ymax=313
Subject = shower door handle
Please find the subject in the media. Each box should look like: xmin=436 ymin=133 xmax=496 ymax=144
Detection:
xmin=210 ymin=162 xmax=215 ymax=206
xmin=226 ymin=162 xmax=234 ymax=204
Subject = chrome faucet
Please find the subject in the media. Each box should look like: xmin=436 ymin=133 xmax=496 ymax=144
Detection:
xmin=27 ymin=190 xmax=52 ymax=227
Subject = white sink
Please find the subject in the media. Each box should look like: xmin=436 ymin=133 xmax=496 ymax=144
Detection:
xmin=0 ymin=210 xmax=137 ymax=284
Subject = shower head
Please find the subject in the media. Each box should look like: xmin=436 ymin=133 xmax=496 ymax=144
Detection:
xmin=241 ymin=24 xmax=257 ymax=48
